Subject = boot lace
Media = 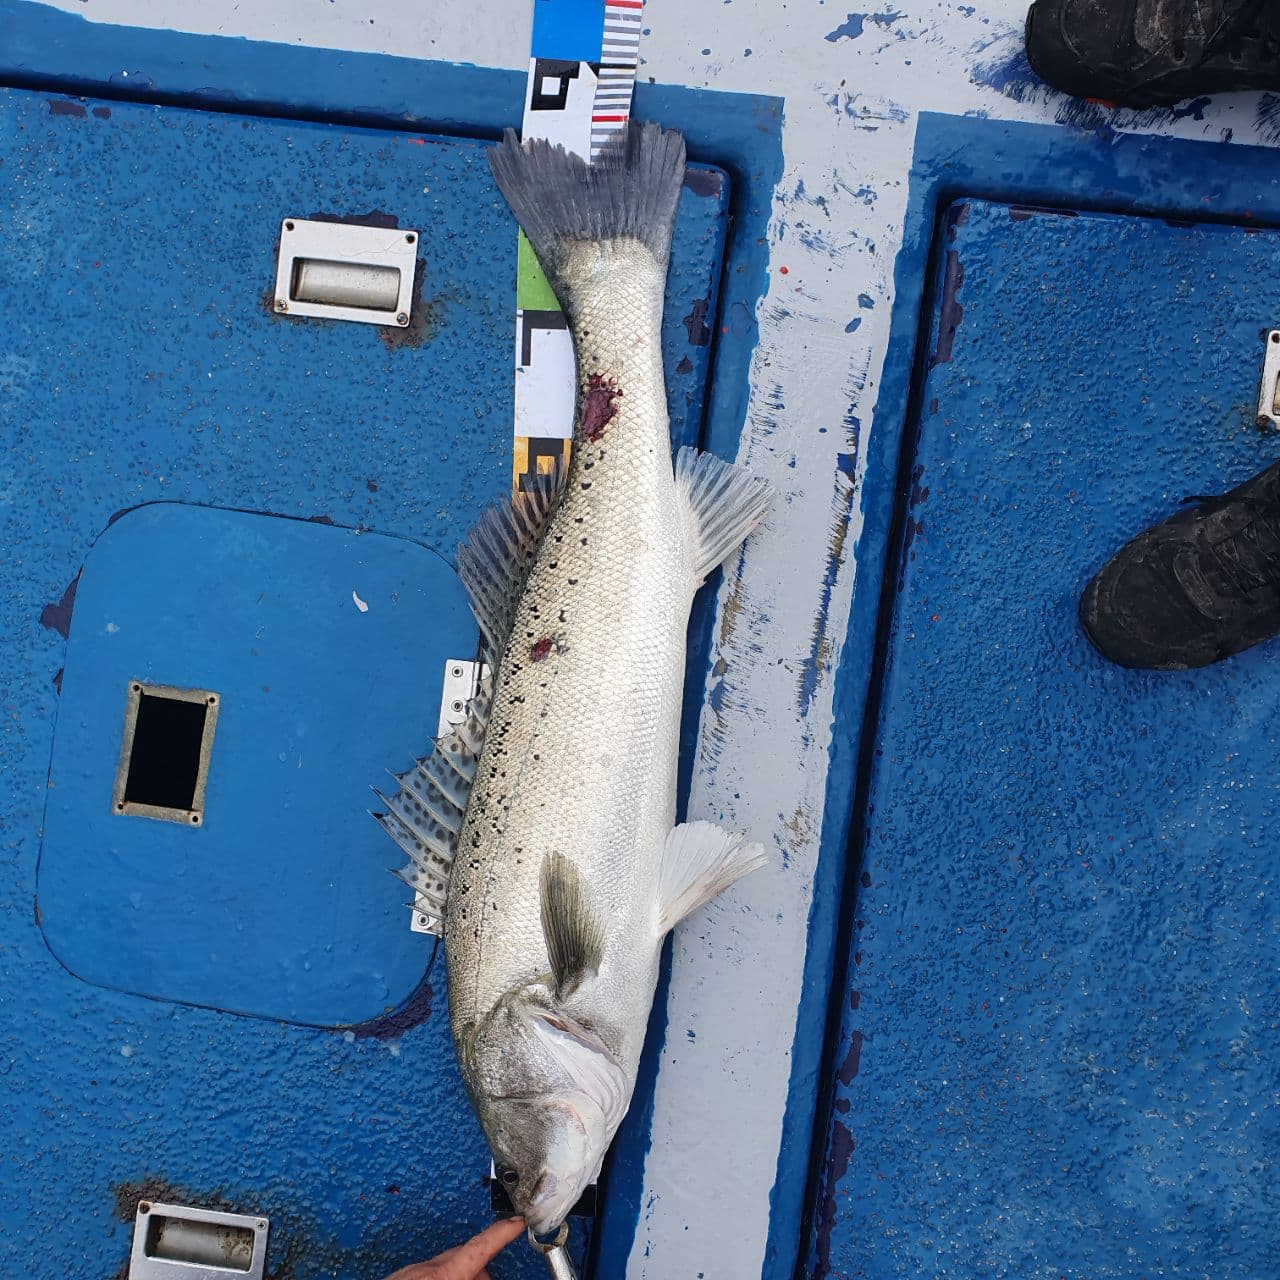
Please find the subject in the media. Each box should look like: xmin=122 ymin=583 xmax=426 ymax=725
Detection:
xmin=1194 ymin=497 xmax=1280 ymax=595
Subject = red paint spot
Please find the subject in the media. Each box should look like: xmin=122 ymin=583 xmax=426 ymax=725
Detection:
xmin=779 ymin=265 xmax=789 ymax=274
xmin=530 ymin=637 xmax=554 ymax=662
xmin=581 ymin=374 xmax=622 ymax=442
xmin=407 ymin=138 xmax=427 ymax=145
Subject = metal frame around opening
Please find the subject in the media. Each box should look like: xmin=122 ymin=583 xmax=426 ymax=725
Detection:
xmin=112 ymin=680 xmax=221 ymax=827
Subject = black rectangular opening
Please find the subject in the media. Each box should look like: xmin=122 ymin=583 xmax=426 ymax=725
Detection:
xmin=113 ymin=681 xmax=219 ymax=824
xmin=123 ymin=691 xmax=207 ymax=812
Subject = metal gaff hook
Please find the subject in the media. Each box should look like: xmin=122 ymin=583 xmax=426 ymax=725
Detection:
xmin=528 ymin=1223 xmax=577 ymax=1279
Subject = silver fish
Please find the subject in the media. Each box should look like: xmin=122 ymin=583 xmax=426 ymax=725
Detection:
xmin=377 ymin=122 xmax=772 ymax=1235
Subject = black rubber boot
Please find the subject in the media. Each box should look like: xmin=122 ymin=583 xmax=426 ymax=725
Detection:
xmin=1026 ymin=0 xmax=1280 ymax=107
xmin=1080 ymin=459 xmax=1280 ymax=669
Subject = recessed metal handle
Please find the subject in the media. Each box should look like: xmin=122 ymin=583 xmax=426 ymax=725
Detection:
xmin=273 ymin=218 xmax=417 ymax=327
xmin=129 ymin=1201 xmax=268 ymax=1279
xmin=291 ymin=258 xmax=402 ymax=311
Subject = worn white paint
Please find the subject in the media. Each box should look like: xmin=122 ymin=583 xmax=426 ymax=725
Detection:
xmin=36 ymin=0 xmax=1280 ymax=1275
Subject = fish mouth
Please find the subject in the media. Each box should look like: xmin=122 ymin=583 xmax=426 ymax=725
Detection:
xmin=522 ymin=1146 xmax=598 ymax=1235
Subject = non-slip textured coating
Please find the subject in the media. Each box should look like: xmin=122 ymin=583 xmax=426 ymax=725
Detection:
xmin=813 ymin=199 xmax=1280 ymax=1279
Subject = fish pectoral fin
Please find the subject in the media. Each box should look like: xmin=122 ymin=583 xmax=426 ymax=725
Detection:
xmin=540 ymin=852 xmax=607 ymax=1000
xmin=675 ymin=446 xmax=774 ymax=587
xmin=656 ymin=821 xmax=767 ymax=935
xmin=371 ymin=678 xmax=494 ymax=937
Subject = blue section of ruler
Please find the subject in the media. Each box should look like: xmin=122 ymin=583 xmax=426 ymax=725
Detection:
xmin=532 ymin=0 xmax=605 ymax=61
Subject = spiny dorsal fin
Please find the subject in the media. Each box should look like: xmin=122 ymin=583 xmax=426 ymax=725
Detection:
xmin=539 ymin=852 xmax=606 ymax=999
xmin=656 ymin=820 xmax=767 ymax=935
xmin=457 ymin=478 xmax=562 ymax=661
xmin=372 ymin=678 xmax=492 ymax=937
xmin=674 ymin=446 xmax=773 ymax=587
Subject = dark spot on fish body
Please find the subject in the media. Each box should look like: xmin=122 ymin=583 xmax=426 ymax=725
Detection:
xmin=581 ymin=374 xmax=623 ymax=442
xmin=49 ymin=98 xmax=87 ymax=117
xmin=93 ymin=106 xmax=112 ymax=119
xmin=676 ymin=355 xmax=694 ymax=375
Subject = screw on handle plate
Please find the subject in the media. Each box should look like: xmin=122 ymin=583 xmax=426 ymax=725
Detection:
xmin=1258 ymin=330 xmax=1280 ymax=430
xmin=529 ymin=1224 xmax=577 ymax=1279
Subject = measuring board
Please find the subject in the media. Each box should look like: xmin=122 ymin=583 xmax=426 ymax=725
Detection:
xmin=512 ymin=0 xmax=644 ymax=493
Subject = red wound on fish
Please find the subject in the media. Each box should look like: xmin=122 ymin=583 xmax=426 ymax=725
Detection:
xmin=581 ymin=374 xmax=623 ymax=442
xmin=530 ymin=636 xmax=555 ymax=662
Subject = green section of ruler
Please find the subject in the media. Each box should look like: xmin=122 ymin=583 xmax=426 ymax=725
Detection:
xmin=516 ymin=231 xmax=561 ymax=311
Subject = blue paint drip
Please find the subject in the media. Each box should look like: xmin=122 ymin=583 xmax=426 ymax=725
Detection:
xmin=824 ymin=9 xmax=905 ymax=41
xmin=824 ymin=12 xmax=867 ymax=40
xmin=796 ymin=461 xmax=857 ymax=720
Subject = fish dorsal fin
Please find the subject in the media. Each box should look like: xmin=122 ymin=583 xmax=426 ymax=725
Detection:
xmin=539 ymin=852 xmax=606 ymax=999
xmin=674 ymin=446 xmax=774 ymax=587
xmin=372 ymin=679 xmax=493 ymax=937
xmin=458 ymin=476 xmax=562 ymax=661
xmin=656 ymin=820 xmax=767 ymax=935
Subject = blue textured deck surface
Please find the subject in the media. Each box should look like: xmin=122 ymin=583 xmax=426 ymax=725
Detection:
xmin=0 ymin=86 xmax=729 ymax=1278
xmin=813 ymin=200 xmax=1280 ymax=1278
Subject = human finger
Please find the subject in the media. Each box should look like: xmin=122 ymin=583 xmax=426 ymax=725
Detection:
xmin=432 ymin=1218 xmax=525 ymax=1279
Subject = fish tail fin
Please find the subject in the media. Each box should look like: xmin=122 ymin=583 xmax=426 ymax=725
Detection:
xmin=488 ymin=122 xmax=686 ymax=287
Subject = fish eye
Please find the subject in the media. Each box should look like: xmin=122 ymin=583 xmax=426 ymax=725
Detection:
xmin=498 ymin=1164 xmax=520 ymax=1187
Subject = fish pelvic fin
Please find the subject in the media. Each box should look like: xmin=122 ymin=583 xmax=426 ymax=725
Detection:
xmin=458 ymin=478 xmax=563 ymax=663
xmin=539 ymin=852 xmax=607 ymax=1000
xmin=656 ymin=820 xmax=767 ymax=935
xmin=675 ymin=446 xmax=774 ymax=587
xmin=488 ymin=122 xmax=686 ymax=295
xmin=371 ymin=678 xmax=493 ymax=937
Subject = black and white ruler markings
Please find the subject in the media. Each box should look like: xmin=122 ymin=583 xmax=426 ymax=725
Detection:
xmin=513 ymin=0 xmax=645 ymax=494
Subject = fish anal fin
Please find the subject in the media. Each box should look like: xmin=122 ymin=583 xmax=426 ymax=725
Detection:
xmin=656 ymin=820 xmax=766 ymax=935
xmin=539 ymin=852 xmax=606 ymax=1000
xmin=675 ymin=446 xmax=773 ymax=587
